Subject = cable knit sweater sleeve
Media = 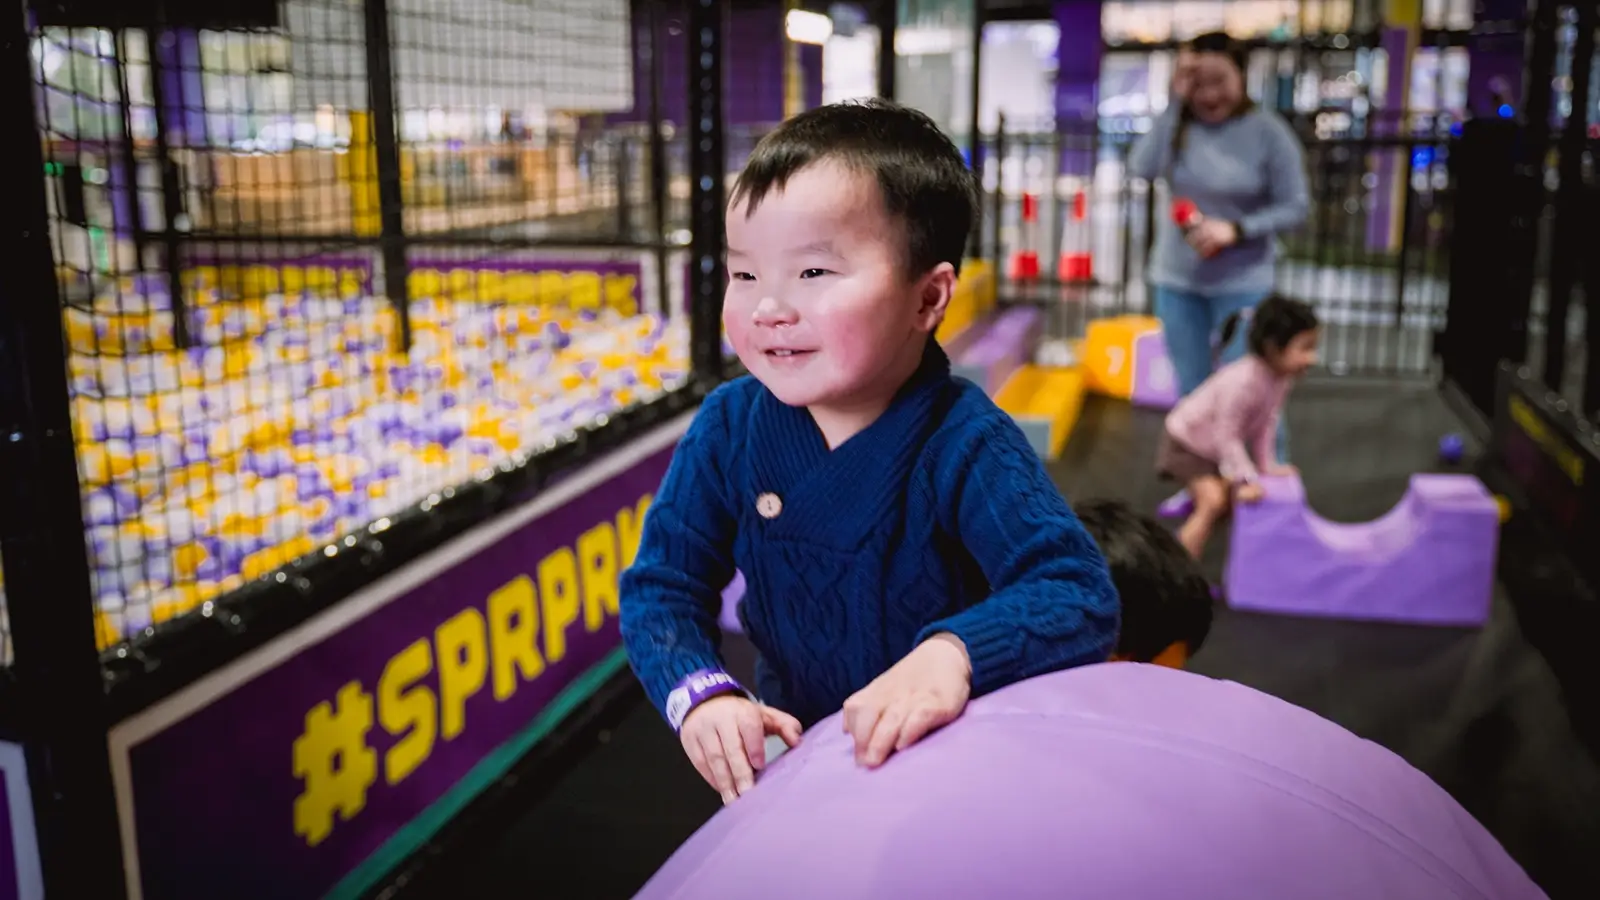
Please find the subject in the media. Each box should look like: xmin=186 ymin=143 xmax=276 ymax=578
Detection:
xmin=619 ymin=383 xmax=743 ymax=718
xmin=918 ymin=413 xmax=1120 ymax=696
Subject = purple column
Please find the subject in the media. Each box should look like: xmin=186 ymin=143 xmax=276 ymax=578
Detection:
xmin=609 ymin=1 xmax=792 ymax=130
xmin=155 ymin=29 xmax=207 ymax=146
xmin=1053 ymin=0 xmax=1102 ymax=178
xmin=801 ymin=44 xmax=824 ymax=112
xmin=108 ymin=155 xmax=135 ymax=239
xmin=1365 ymin=26 xmax=1412 ymax=252
xmin=1465 ymin=0 xmax=1527 ymax=119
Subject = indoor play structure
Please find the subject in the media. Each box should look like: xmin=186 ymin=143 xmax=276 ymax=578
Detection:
xmin=635 ymin=663 xmax=1545 ymax=900
xmin=1224 ymin=473 xmax=1502 ymax=627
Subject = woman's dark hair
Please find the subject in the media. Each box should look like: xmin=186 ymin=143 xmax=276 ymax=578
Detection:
xmin=1075 ymin=499 xmax=1213 ymax=662
xmin=1169 ymin=31 xmax=1256 ymax=163
xmin=1218 ymin=294 xmax=1320 ymax=360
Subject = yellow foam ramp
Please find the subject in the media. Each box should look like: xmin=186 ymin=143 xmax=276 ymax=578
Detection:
xmin=995 ymin=364 xmax=1087 ymax=460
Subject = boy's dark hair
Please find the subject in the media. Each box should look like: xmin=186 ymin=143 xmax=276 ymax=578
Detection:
xmin=1219 ymin=294 xmax=1320 ymax=360
xmin=729 ymin=98 xmax=979 ymax=277
xmin=1075 ymin=498 xmax=1213 ymax=662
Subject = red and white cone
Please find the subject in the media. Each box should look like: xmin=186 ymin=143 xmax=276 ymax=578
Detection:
xmin=1008 ymin=192 xmax=1041 ymax=281
xmin=1058 ymin=188 xmax=1093 ymax=283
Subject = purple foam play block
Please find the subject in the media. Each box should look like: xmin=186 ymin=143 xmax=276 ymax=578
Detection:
xmin=1131 ymin=328 xmax=1179 ymax=410
xmin=953 ymin=306 xmax=1043 ymax=395
xmin=1224 ymin=474 xmax=1500 ymax=626
xmin=719 ymin=570 xmax=746 ymax=633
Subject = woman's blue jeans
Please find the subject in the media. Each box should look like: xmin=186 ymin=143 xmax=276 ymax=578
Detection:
xmin=1154 ymin=284 xmax=1290 ymax=464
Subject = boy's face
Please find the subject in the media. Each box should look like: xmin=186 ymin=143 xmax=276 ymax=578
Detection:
xmin=724 ymin=161 xmax=954 ymax=415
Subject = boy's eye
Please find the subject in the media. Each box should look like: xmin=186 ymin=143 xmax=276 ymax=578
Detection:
xmin=799 ymin=268 xmax=831 ymax=279
xmin=730 ymin=271 xmax=756 ymax=282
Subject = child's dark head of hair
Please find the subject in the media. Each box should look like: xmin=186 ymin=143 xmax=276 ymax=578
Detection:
xmin=1075 ymin=498 xmax=1213 ymax=667
xmin=1218 ymin=294 xmax=1321 ymax=377
xmin=728 ymin=98 xmax=979 ymax=279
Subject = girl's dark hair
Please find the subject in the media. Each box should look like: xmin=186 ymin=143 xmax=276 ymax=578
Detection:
xmin=1169 ymin=31 xmax=1256 ymax=162
xmin=1218 ymin=294 xmax=1319 ymax=360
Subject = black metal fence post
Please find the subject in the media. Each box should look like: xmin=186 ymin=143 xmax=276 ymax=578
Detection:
xmin=644 ymin=0 xmax=671 ymax=318
xmin=363 ymin=0 xmax=413 ymax=354
xmin=688 ymin=0 xmax=727 ymax=383
xmin=1501 ymin=0 xmax=1561 ymax=368
xmin=0 ymin=5 xmax=127 ymax=896
xmin=1542 ymin=0 xmax=1595 ymax=394
xmin=875 ymin=0 xmax=895 ymax=100
xmin=966 ymin=4 xmax=984 ymax=258
xmin=144 ymin=25 xmax=193 ymax=349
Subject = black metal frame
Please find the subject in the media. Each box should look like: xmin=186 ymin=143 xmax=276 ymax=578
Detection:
xmin=1 ymin=3 xmax=127 ymax=895
xmin=1541 ymin=0 xmax=1596 ymax=402
xmin=688 ymin=0 xmax=728 ymax=382
xmin=3 ymin=1 xmax=733 ymax=897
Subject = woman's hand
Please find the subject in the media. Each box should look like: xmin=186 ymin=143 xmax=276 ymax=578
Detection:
xmin=1171 ymin=49 xmax=1197 ymax=101
xmin=1187 ymin=218 xmax=1239 ymax=258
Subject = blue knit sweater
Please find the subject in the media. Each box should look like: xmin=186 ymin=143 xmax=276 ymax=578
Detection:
xmin=619 ymin=342 xmax=1119 ymax=728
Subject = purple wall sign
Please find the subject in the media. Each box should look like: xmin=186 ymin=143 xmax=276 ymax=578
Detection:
xmin=107 ymin=424 xmax=689 ymax=900
xmin=0 ymin=741 xmax=40 ymax=900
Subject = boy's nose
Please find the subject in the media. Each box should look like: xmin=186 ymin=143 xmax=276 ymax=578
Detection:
xmin=751 ymin=295 xmax=799 ymax=327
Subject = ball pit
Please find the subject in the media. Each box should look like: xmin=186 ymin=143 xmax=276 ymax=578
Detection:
xmin=31 ymin=269 xmax=690 ymax=651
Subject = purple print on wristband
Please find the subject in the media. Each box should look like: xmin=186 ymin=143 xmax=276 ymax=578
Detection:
xmin=665 ymin=669 xmax=745 ymax=731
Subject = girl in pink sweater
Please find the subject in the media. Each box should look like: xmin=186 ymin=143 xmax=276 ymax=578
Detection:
xmin=1157 ymin=295 xmax=1320 ymax=559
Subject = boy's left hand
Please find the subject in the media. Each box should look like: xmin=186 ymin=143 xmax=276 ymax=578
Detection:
xmin=841 ymin=633 xmax=972 ymax=768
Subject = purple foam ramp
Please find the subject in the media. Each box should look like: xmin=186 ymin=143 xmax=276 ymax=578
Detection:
xmin=1224 ymin=474 xmax=1500 ymax=626
xmin=952 ymin=306 xmax=1043 ymax=396
xmin=719 ymin=570 xmax=745 ymax=633
xmin=1131 ymin=327 xmax=1179 ymax=410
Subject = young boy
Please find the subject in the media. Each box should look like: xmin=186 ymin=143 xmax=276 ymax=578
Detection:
xmin=1074 ymin=499 xmax=1213 ymax=668
xmin=618 ymin=99 xmax=1118 ymax=805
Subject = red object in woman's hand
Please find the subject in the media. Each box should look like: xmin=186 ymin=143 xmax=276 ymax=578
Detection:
xmin=1172 ymin=198 xmax=1200 ymax=229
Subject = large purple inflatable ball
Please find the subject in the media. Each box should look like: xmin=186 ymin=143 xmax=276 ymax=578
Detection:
xmin=637 ymin=663 xmax=1543 ymax=900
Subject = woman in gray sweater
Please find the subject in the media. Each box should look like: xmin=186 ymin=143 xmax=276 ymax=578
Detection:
xmin=1129 ymin=31 xmax=1309 ymax=481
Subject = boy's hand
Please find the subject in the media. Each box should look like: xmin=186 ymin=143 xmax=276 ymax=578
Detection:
xmin=680 ymin=695 xmax=803 ymax=805
xmin=1236 ymin=482 xmax=1265 ymax=504
xmin=842 ymin=633 xmax=972 ymax=768
xmin=1265 ymin=463 xmax=1298 ymax=478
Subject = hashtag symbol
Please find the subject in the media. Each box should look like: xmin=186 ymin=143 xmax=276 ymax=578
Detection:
xmin=292 ymin=681 xmax=379 ymax=847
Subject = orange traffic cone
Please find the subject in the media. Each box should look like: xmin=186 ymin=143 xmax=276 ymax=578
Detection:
xmin=1009 ymin=192 xmax=1041 ymax=281
xmin=1058 ymin=188 xmax=1093 ymax=283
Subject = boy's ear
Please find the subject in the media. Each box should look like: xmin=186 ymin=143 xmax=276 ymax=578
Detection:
xmin=913 ymin=261 xmax=958 ymax=333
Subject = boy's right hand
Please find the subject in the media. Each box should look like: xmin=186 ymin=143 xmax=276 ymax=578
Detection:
xmin=680 ymin=695 xmax=803 ymax=805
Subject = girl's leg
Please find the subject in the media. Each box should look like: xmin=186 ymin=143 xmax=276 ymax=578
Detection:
xmin=1210 ymin=289 xmax=1290 ymax=464
xmin=1177 ymin=475 xmax=1230 ymax=560
xmin=1154 ymin=286 xmax=1215 ymax=516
